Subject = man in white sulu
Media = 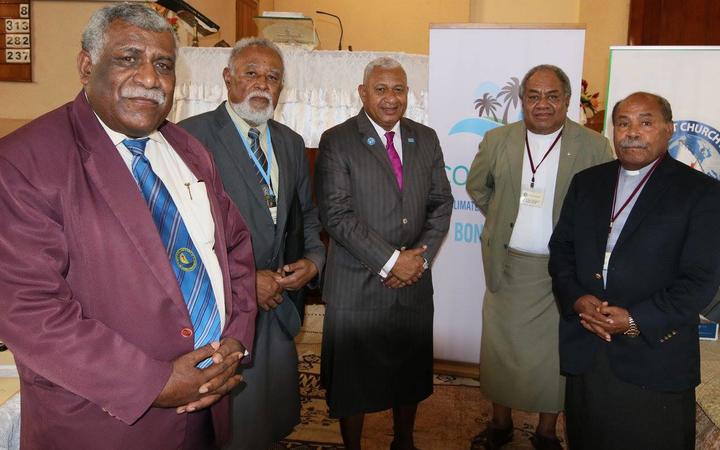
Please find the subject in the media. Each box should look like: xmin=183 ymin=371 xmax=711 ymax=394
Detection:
xmin=466 ymin=65 xmax=613 ymax=450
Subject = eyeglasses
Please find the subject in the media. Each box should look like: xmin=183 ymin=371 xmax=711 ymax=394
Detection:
xmin=523 ymin=92 xmax=567 ymax=106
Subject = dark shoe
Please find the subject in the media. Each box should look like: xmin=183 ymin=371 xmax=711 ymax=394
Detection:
xmin=470 ymin=425 xmax=513 ymax=449
xmin=529 ymin=433 xmax=563 ymax=450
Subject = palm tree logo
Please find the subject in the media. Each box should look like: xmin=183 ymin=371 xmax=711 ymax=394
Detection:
xmin=474 ymin=93 xmax=501 ymax=122
xmin=450 ymin=76 xmax=522 ymax=138
xmin=473 ymin=76 xmax=521 ymax=125
xmin=498 ymin=77 xmax=521 ymax=124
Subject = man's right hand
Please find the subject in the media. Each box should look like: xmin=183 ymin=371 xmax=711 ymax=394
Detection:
xmin=390 ymin=246 xmax=427 ymax=284
xmin=573 ymin=295 xmax=612 ymax=342
xmin=256 ymin=270 xmax=284 ymax=311
xmin=153 ymin=342 xmax=243 ymax=409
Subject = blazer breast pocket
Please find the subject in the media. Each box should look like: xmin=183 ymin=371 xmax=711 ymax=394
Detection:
xmin=186 ymin=181 xmax=216 ymax=245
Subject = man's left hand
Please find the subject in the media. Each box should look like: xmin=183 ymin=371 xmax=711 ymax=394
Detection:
xmin=383 ymin=273 xmax=407 ymax=289
xmin=277 ymin=258 xmax=319 ymax=291
xmin=176 ymin=337 xmax=245 ymax=414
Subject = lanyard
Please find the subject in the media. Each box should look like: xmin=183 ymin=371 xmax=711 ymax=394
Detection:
xmin=233 ymin=122 xmax=274 ymax=191
xmin=525 ymin=129 xmax=563 ymax=188
xmin=609 ymin=155 xmax=664 ymax=232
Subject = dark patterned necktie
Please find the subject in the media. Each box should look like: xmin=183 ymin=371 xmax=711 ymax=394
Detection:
xmin=248 ymin=127 xmax=271 ymax=187
xmin=124 ymin=138 xmax=221 ymax=368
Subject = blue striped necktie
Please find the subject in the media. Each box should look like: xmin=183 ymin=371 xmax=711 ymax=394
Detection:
xmin=248 ymin=127 xmax=271 ymax=188
xmin=124 ymin=138 xmax=221 ymax=368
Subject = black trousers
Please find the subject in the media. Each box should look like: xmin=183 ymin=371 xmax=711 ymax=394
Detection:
xmin=565 ymin=347 xmax=695 ymax=450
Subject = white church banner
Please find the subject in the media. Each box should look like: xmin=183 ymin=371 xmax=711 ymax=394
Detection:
xmin=428 ymin=25 xmax=586 ymax=363
xmin=605 ymin=46 xmax=720 ymax=181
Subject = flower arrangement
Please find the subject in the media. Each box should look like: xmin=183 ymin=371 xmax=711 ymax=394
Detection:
xmin=167 ymin=16 xmax=179 ymax=33
xmin=580 ymin=79 xmax=600 ymax=116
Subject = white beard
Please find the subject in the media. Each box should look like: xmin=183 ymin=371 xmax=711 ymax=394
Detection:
xmin=230 ymin=91 xmax=274 ymax=125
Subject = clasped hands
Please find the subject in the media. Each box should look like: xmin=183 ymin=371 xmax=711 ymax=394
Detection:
xmin=255 ymin=258 xmax=319 ymax=311
xmin=153 ymin=337 xmax=245 ymax=414
xmin=573 ymin=294 xmax=631 ymax=342
xmin=384 ymin=245 xmax=427 ymax=289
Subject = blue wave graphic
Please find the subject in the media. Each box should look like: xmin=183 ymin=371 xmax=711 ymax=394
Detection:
xmin=449 ymin=118 xmax=502 ymax=137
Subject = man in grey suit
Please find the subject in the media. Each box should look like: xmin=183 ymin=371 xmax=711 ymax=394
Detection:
xmin=179 ymin=37 xmax=325 ymax=450
xmin=466 ymin=65 xmax=613 ymax=449
xmin=315 ymin=57 xmax=453 ymax=450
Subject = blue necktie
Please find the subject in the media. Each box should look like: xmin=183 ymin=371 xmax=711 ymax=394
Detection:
xmin=248 ymin=127 xmax=269 ymax=187
xmin=124 ymin=138 xmax=221 ymax=368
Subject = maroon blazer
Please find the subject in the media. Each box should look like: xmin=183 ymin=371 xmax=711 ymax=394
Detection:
xmin=0 ymin=92 xmax=257 ymax=449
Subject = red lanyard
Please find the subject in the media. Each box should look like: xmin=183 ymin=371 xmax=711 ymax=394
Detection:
xmin=525 ymin=129 xmax=563 ymax=188
xmin=609 ymin=155 xmax=665 ymax=232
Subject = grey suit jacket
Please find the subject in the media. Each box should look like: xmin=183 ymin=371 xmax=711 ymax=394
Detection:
xmin=315 ymin=110 xmax=453 ymax=310
xmin=467 ymin=118 xmax=613 ymax=292
xmin=179 ymin=103 xmax=325 ymax=335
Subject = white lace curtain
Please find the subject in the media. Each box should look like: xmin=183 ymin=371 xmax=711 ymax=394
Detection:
xmin=170 ymin=45 xmax=429 ymax=148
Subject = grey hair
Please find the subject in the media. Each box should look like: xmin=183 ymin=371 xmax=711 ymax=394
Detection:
xmin=520 ymin=64 xmax=572 ymax=98
xmin=227 ymin=37 xmax=285 ymax=76
xmin=611 ymin=92 xmax=673 ymax=124
xmin=82 ymin=3 xmax=175 ymax=63
xmin=362 ymin=57 xmax=405 ymax=85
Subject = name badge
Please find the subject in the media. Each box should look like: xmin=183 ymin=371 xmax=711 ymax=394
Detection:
xmin=262 ymin=184 xmax=277 ymax=208
xmin=520 ymin=189 xmax=544 ymax=208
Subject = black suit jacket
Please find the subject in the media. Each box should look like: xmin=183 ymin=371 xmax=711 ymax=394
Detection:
xmin=283 ymin=189 xmax=306 ymax=320
xmin=178 ymin=103 xmax=325 ymax=335
xmin=315 ymin=110 xmax=453 ymax=311
xmin=549 ymin=155 xmax=720 ymax=392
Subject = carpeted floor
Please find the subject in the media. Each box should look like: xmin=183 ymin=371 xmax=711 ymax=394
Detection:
xmin=279 ymin=305 xmax=567 ymax=450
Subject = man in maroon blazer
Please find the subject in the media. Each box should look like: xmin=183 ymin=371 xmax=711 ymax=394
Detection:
xmin=0 ymin=4 xmax=256 ymax=449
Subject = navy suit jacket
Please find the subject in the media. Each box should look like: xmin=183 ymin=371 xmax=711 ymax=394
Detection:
xmin=549 ymin=155 xmax=720 ymax=392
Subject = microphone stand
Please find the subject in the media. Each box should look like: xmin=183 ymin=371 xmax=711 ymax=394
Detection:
xmin=316 ymin=10 xmax=344 ymax=51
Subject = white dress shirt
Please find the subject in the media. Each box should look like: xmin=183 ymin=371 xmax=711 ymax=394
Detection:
xmin=366 ymin=113 xmax=403 ymax=277
xmin=509 ymin=127 xmax=563 ymax=255
xmin=97 ymin=118 xmax=227 ymax=329
xmin=226 ymin=102 xmax=280 ymax=224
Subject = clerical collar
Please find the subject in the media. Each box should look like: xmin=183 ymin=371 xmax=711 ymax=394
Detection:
xmin=621 ymin=157 xmax=660 ymax=177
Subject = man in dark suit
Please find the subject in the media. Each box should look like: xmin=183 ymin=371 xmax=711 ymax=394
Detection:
xmin=179 ymin=37 xmax=325 ymax=450
xmin=549 ymin=92 xmax=720 ymax=449
xmin=315 ymin=57 xmax=453 ymax=450
xmin=0 ymin=4 xmax=256 ymax=449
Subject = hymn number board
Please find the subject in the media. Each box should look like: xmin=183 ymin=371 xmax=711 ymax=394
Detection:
xmin=0 ymin=1 xmax=31 ymax=82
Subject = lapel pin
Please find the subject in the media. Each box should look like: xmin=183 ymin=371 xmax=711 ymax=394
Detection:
xmin=408 ymin=137 xmax=415 ymax=143
xmin=366 ymin=137 xmax=376 ymax=146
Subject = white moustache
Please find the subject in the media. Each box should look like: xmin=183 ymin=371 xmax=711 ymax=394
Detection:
xmin=121 ymin=87 xmax=166 ymax=104
xmin=248 ymin=90 xmax=273 ymax=103
xmin=618 ymin=139 xmax=648 ymax=149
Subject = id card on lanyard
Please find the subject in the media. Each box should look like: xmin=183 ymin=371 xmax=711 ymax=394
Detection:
xmin=234 ymin=123 xmax=277 ymax=208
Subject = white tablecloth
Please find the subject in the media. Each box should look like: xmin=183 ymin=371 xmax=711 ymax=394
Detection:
xmin=171 ymin=45 xmax=429 ymax=147
xmin=0 ymin=393 xmax=19 ymax=450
